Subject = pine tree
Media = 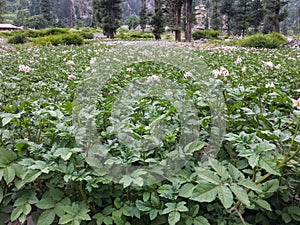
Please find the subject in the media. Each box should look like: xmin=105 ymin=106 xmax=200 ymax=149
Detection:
xmin=139 ymin=0 xmax=147 ymax=33
xmin=0 ymin=0 xmax=6 ymax=23
xmin=184 ymin=0 xmax=193 ymax=42
xmin=220 ymin=0 xmax=235 ymax=36
xmin=40 ymin=0 xmax=52 ymax=25
xmin=92 ymin=0 xmax=122 ymax=39
xmin=210 ymin=2 xmax=221 ymax=30
xmin=263 ymin=0 xmax=289 ymax=33
xmin=249 ymin=0 xmax=264 ymax=32
xmin=151 ymin=0 xmax=165 ymax=40
xmin=29 ymin=0 xmax=40 ymax=16
xmin=233 ymin=0 xmax=254 ymax=36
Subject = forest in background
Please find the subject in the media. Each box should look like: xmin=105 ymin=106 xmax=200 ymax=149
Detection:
xmin=0 ymin=0 xmax=299 ymax=35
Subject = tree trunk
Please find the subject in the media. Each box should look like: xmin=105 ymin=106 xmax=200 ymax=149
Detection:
xmin=274 ymin=0 xmax=280 ymax=33
xmin=175 ymin=4 xmax=182 ymax=42
xmin=185 ymin=0 xmax=193 ymax=42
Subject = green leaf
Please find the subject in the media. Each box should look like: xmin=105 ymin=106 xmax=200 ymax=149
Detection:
xmin=254 ymin=141 xmax=276 ymax=153
xmin=59 ymin=214 xmax=74 ymax=224
xmin=0 ymin=187 xmax=3 ymax=203
xmin=193 ymin=216 xmax=210 ymax=225
xmin=53 ymin=148 xmax=73 ymax=161
xmin=0 ymin=148 xmax=17 ymax=167
xmin=248 ymin=154 xmax=259 ymax=168
xmin=2 ymin=117 xmax=13 ymax=126
xmin=189 ymin=204 xmax=199 ymax=217
xmin=37 ymin=209 xmax=56 ymax=225
xmin=191 ymin=183 xmax=218 ymax=203
xmin=184 ymin=140 xmax=205 ymax=153
xmin=93 ymin=213 xmax=104 ymax=225
xmin=150 ymin=193 xmax=160 ymax=207
xmin=281 ymin=212 xmax=292 ymax=223
xmin=255 ymin=199 xmax=272 ymax=211
xmin=103 ymin=216 xmax=113 ymax=225
xmin=230 ymin=185 xmax=250 ymax=207
xmin=178 ymin=183 xmax=195 ymax=198
xmin=149 ymin=209 xmax=158 ymax=220
xmin=238 ymin=179 xmax=262 ymax=192
xmin=195 ymin=168 xmax=220 ymax=185
xmin=176 ymin=201 xmax=188 ymax=212
xmin=168 ymin=211 xmax=180 ymax=225
xmin=136 ymin=200 xmax=152 ymax=212
xmin=119 ymin=175 xmax=133 ymax=188
xmin=262 ymin=179 xmax=279 ymax=193
xmin=36 ymin=197 xmax=56 ymax=209
xmin=143 ymin=192 xmax=150 ymax=202
xmin=112 ymin=210 xmax=123 ymax=225
xmin=258 ymin=156 xmax=280 ymax=175
xmin=162 ymin=203 xmax=176 ymax=214
xmin=11 ymin=206 xmax=23 ymax=221
xmin=3 ymin=166 xmax=15 ymax=184
xmin=218 ymin=185 xmax=233 ymax=209
xmin=50 ymin=188 xmax=64 ymax=201
xmin=77 ymin=210 xmax=91 ymax=220
xmin=22 ymin=170 xmax=42 ymax=184
xmin=23 ymin=203 xmax=31 ymax=215
xmin=209 ymin=159 xmax=229 ymax=179
xmin=228 ymin=164 xmax=245 ymax=181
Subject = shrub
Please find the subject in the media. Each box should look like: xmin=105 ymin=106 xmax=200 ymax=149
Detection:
xmin=61 ymin=33 xmax=84 ymax=45
xmin=42 ymin=28 xmax=69 ymax=36
xmin=239 ymin=32 xmax=287 ymax=49
xmin=115 ymin=31 xmax=154 ymax=40
xmin=7 ymin=33 xmax=28 ymax=44
xmin=192 ymin=29 xmax=220 ymax=40
xmin=32 ymin=33 xmax=83 ymax=46
xmin=78 ymin=31 xmax=94 ymax=39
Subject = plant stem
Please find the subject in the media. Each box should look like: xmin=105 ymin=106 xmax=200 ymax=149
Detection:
xmin=234 ymin=207 xmax=247 ymax=225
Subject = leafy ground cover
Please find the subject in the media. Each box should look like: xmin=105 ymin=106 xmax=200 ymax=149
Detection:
xmin=0 ymin=42 xmax=299 ymax=225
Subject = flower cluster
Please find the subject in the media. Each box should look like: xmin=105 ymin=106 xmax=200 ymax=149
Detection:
xmin=265 ymin=82 xmax=275 ymax=88
xmin=235 ymin=56 xmax=242 ymax=65
xmin=183 ymin=71 xmax=193 ymax=79
xmin=262 ymin=61 xmax=274 ymax=69
xmin=147 ymin=75 xmax=160 ymax=82
xmin=262 ymin=61 xmax=281 ymax=70
xmin=90 ymin=58 xmax=97 ymax=65
xmin=212 ymin=67 xmax=229 ymax=77
xmin=292 ymin=98 xmax=300 ymax=110
xmin=19 ymin=65 xmax=32 ymax=73
xmin=66 ymin=60 xmax=75 ymax=66
xmin=68 ymin=75 xmax=76 ymax=80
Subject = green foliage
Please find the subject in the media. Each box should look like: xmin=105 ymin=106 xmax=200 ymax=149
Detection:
xmin=0 ymin=43 xmax=299 ymax=225
xmin=192 ymin=29 xmax=220 ymax=40
xmin=239 ymin=32 xmax=288 ymax=48
xmin=7 ymin=33 xmax=28 ymax=44
xmin=77 ymin=31 xmax=94 ymax=39
xmin=32 ymin=33 xmax=84 ymax=46
xmin=115 ymin=31 xmax=154 ymax=40
xmin=92 ymin=0 xmax=122 ymax=38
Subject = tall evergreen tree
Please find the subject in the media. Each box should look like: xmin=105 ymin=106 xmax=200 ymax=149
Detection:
xmin=234 ymin=0 xmax=252 ymax=36
xmin=29 ymin=0 xmax=40 ymax=16
xmin=0 ymin=0 xmax=6 ymax=23
xmin=263 ymin=0 xmax=289 ymax=33
xmin=210 ymin=2 xmax=221 ymax=30
xmin=184 ymin=0 xmax=193 ymax=42
xmin=92 ymin=0 xmax=122 ymax=39
xmin=40 ymin=0 xmax=52 ymax=25
xmin=249 ymin=0 xmax=264 ymax=32
xmin=220 ymin=0 xmax=235 ymax=36
xmin=151 ymin=0 xmax=165 ymax=40
xmin=139 ymin=0 xmax=147 ymax=33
